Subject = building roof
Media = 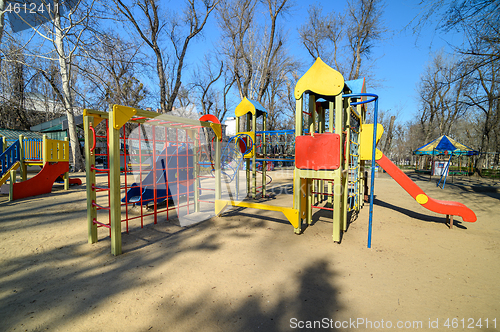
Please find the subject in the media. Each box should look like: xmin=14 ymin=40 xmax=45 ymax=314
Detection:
xmin=0 ymin=128 xmax=43 ymax=140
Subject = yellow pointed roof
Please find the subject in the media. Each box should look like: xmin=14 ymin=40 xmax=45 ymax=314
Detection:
xmin=294 ymin=57 xmax=345 ymax=99
xmin=234 ymin=97 xmax=267 ymax=118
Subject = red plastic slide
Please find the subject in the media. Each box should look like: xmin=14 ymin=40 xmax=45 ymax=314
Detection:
xmin=376 ymin=154 xmax=477 ymax=222
xmin=12 ymin=161 xmax=69 ymax=200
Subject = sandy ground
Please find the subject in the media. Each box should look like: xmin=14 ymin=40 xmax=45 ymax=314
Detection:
xmin=0 ymin=170 xmax=499 ymax=332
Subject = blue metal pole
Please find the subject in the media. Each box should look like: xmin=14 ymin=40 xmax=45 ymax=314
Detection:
xmin=343 ymin=93 xmax=379 ymax=249
xmin=367 ymin=98 xmax=379 ymax=249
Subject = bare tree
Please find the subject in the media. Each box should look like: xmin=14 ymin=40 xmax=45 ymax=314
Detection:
xmin=217 ymin=0 xmax=292 ymax=103
xmin=192 ymin=55 xmax=223 ymax=114
xmin=3 ymin=1 xmax=99 ymax=170
xmin=299 ymin=0 xmax=386 ymax=80
xmin=463 ymin=57 xmax=500 ymax=173
xmin=298 ymin=4 xmax=344 ymax=70
xmin=0 ymin=1 xmax=6 ymax=46
xmin=113 ymin=0 xmax=219 ymax=113
xmin=417 ymin=52 xmax=469 ymax=143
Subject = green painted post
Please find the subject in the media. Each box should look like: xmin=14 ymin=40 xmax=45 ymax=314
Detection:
xmin=214 ymin=134 xmax=222 ymax=201
xmin=252 ymin=113 xmax=257 ymax=199
xmin=262 ymin=115 xmax=267 ymax=198
xmin=327 ymin=101 xmax=334 ymax=206
xmin=84 ymin=116 xmax=98 ymax=244
xmin=309 ymin=95 xmax=317 ymax=206
xmin=193 ymin=130 xmax=200 ymax=212
xmin=343 ymin=98 xmax=351 ymax=231
xmin=64 ymin=137 xmax=69 ymax=190
xmin=246 ymin=114 xmax=251 ymax=196
xmin=357 ymin=103 xmax=363 ymax=210
xmin=42 ymin=135 xmax=48 ymax=166
xmin=19 ymin=135 xmax=26 ymax=181
xmin=235 ymin=115 xmax=240 ymax=199
xmin=9 ymin=169 xmax=16 ymax=201
xmin=109 ymin=107 xmax=122 ymax=256
xmin=333 ymin=94 xmax=344 ymax=243
xmin=293 ymin=96 xmax=303 ymax=234
xmin=318 ymin=104 xmax=325 ymax=202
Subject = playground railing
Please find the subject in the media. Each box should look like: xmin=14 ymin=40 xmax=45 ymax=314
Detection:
xmin=43 ymin=136 xmax=69 ymax=163
xmin=0 ymin=140 xmax=20 ymax=177
xmin=23 ymin=139 xmax=42 ymax=161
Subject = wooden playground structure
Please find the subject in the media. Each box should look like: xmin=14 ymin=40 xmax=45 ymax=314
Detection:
xmin=85 ymin=58 xmax=477 ymax=256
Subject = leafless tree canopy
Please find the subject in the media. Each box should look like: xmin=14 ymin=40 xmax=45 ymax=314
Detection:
xmin=0 ymin=0 xmax=497 ymax=172
xmin=299 ymin=0 xmax=386 ymax=80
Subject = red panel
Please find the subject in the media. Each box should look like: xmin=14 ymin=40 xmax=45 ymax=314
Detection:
xmin=295 ymin=133 xmax=341 ymax=170
xmin=12 ymin=162 xmax=69 ymax=200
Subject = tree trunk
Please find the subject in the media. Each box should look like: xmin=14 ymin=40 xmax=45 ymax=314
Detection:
xmin=54 ymin=6 xmax=85 ymax=171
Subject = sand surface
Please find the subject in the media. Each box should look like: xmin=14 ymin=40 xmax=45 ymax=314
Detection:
xmin=0 ymin=170 xmax=499 ymax=331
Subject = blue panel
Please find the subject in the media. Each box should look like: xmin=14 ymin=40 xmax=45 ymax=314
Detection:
xmin=435 ymin=135 xmax=456 ymax=151
xmin=345 ymin=78 xmax=366 ymax=94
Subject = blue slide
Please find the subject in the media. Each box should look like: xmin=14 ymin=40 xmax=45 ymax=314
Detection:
xmin=122 ymin=145 xmax=194 ymax=206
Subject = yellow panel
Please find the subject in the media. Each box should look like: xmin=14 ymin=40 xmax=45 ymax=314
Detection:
xmin=294 ymin=57 xmax=345 ymax=99
xmin=44 ymin=138 xmax=69 ymax=162
xmin=83 ymin=109 xmax=104 ymax=127
xmin=360 ymin=123 xmax=384 ymax=160
xmin=237 ymin=131 xmax=255 ymax=158
xmin=210 ymin=123 xmax=222 ymax=141
xmin=215 ymin=200 xmax=229 ymax=216
xmin=235 ymin=97 xmax=255 ymax=117
xmin=112 ymin=104 xmax=137 ymax=130
xmin=215 ymin=199 xmax=299 ymax=228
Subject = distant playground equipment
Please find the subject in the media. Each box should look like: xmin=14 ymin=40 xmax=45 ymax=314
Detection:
xmin=0 ymin=134 xmax=81 ymax=200
xmin=413 ymin=135 xmax=479 ymax=188
xmin=215 ymin=57 xmax=477 ymax=248
xmin=85 ymin=58 xmax=477 ymax=256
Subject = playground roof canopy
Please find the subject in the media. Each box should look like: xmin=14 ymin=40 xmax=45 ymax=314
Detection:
xmin=235 ymin=97 xmax=267 ymax=118
xmin=345 ymin=78 xmax=366 ymax=95
xmin=413 ymin=135 xmax=479 ymax=156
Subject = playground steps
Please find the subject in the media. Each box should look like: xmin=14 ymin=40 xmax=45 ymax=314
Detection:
xmin=0 ymin=161 xmax=20 ymax=187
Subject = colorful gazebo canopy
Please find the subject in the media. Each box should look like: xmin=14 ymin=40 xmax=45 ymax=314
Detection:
xmin=413 ymin=135 xmax=479 ymax=156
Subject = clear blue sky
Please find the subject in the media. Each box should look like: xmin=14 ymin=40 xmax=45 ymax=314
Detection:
xmin=9 ymin=0 xmax=459 ymax=124
xmin=188 ymin=0 xmax=460 ymax=123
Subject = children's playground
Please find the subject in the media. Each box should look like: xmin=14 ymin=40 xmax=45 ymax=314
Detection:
xmin=0 ymin=59 xmax=499 ymax=331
